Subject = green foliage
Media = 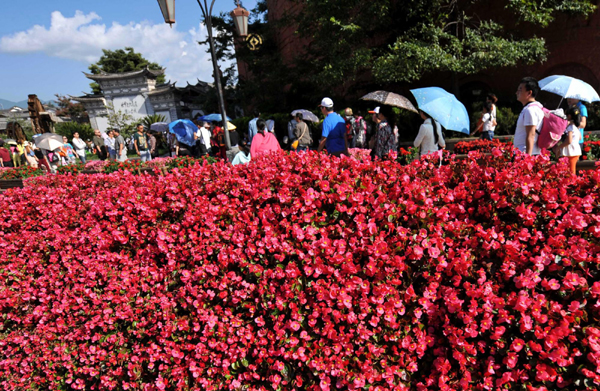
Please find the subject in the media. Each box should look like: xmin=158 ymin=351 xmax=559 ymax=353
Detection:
xmin=495 ymin=106 xmax=519 ymax=136
xmin=55 ymin=122 xmax=95 ymax=141
xmin=103 ymin=102 xmax=135 ymax=137
xmin=54 ymin=95 xmax=88 ymax=122
xmin=289 ymin=0 xmax=595 ymax=96
xmin=506 ymin=0 xmax=596 ymax=27
xmin=375 ymin=22 xmax=547 ymax=83
xmin=141 ymin=114 xmax=167 ymax=130
xmin=584 ymin=103 xmax=600 ymax=130
xmin=88 ymin=47 xmax=166 ymax=94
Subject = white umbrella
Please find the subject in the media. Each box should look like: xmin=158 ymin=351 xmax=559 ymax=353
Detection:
xmin=539 ymin=75 xmax=600 ymax=105
xmin=291 ymin=109 xmax=319 ymax=122
xmin=150 ymin=122 xmax=169 ymax=133
xmin=33 ymin=133 xmax=64 ymax=151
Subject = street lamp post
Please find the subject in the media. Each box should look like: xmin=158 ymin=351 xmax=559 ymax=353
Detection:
xmin=156 ymin=0 xmax=249 ymax=150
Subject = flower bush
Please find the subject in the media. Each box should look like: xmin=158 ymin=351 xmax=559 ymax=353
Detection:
xmin=453 ymin=139 xmax=505 ymax=154
xmin=2 ymin=150 xmax=600 ymax=390
xmin=103 ymin=159 xmax=144 ymax=174
xmin=85 ymin=160 xmax=109 ymax=172
xmin=582 ymin=141 xmax=600 ymax=161
xmin=166 ymin=155 xmax=217 ymax=169
xmin=56 ymin=163 xmax=86 ymax=175
xmin=0 ymin=165 xmax=44 ymax=180
xmin=397 ymin=147 xmax=419 ymax=165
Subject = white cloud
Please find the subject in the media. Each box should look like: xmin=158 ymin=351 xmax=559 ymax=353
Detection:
xmin=0 ymin=10 xmax=232 ymax=87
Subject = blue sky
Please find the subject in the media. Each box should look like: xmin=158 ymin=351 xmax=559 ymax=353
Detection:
xmin=0 ymin=0 xmax=258 ymax=103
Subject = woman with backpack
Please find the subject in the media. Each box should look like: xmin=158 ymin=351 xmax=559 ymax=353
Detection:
xmin=553 ymin=105 xmax=582 ymax=174
xmin=414 ymin=110 xmax=446 ymax=157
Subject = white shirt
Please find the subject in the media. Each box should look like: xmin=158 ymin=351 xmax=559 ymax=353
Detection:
xmin=561 ymin=124 xmax=582 ymax=157
xmin=514 ymin=102 xmax=544 ymax=155
xmin=484 ymin=107 xmax=496 ymax=132
xmin=414 ymin=118 xmax=446 ymax=156
xmin=72 ymin=137 xmax=86 ymax=152
xmin=200 ymin=127 xmax=212 ymax=149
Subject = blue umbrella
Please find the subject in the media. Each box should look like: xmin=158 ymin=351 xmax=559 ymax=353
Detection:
xmin=199 ymin=113 xmax=232 ymax=122
xmin=539 ymin=75 xmax=600 ymax=104
xmin=168 ymin=119 xmax=196 ymax=147
xmin=410 ymin=87 xmax=470 ymax=134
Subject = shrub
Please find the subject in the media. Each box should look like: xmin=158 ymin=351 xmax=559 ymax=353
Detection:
xmin=454 ymin=138 xmax=507 ymax=154
xmin=56 ymin=163 xmax=85 ymax=175
xmin=2 ymin=151 xmax=600 ymax=390
xmin=103 ymin=159 xmax=144 ymax=174
xmin=55 ymin=122 xmax=95 ymax=142
xmin=397 ymin=146 xmax=419 ymax=165
xmin=0 ymin=165 xmax=44 ymax=179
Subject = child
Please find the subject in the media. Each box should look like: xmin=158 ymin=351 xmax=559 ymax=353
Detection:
xmin=554 ymin=105 xmax=582 ymax=174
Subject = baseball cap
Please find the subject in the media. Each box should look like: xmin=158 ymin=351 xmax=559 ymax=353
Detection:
xmin=319 ymin=97 xmax=334 ymax=108
xmin=368 ymin=107 xmax=380 ymax=114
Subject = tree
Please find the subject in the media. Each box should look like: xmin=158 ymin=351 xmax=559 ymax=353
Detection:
xmin=54 ymin=94 xmax=89 ymax=123
xmin=289 ymin=0 xmax=596 ymax=96
xmin=55 ymin=122 xmax=95 ymax=142
xmin=103 ymin=102 xmax=135 ymax=136
xmin=88 ymin=47 xmax=166 ymax=94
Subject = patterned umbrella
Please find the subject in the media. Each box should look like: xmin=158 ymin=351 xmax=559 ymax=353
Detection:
xmin=539 ymin=75 xmax=600 ymax=103
xmin=291 ymin=109 xmax=319 ymax=122
xmin=360 ymin=91 xmax=418 ymax=113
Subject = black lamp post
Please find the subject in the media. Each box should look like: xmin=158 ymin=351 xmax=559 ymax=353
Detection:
xmin=156 ymin=0 xmax=250 ymax=150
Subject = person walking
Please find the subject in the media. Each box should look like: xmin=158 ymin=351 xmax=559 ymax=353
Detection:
xmin=71 ymin=132 xmax=87 ymax=164
xmin=0 ymin=140 xmax=13 ymax=167
xmin=199 ymin=121 xmax=212 ymax=157
xmin=317 ymin=97 xmax=349 ymax=157
xmin=554 ymin=105 xmax=582 ymax=174
xmin=226 ymin=126 xmax=241 ymax=162
xmin=367 ymin=107 xmax=381 ymax=149
xmin=414 ymin=110 xmax=446 ymax=157
xmin=60 ymin=136 xmax=77 ymax=165
xmin=105 ymin=129 xmax=117 ymax=160
xmin=294 ymin=113 xmax=312 ymax=152
xmin=567 ymin=98 xmax=587 ymax=145
xmin=113 ymin=129 xmax=127 ymax=162
xmin=250 ymin=119 xmax=281 ymax=157
xmin=287 ymin=115 xmax=298 ymax=149
xmin=344 ymin=108 xmax=357 ymax=148
xmin=248 ymin=111 xmax=260 ymax=144
xmin=487 ymin=93 xmax=498 ymax=126
xmin=92 ymin=129 xmax=107 ymax=160
xmin=514 ymin=77 xmax=544 ymax=155
xmin=353 ymin=111 xmax=367 ymax=148
xmin=148 ymin=131 xmax=157 ymax=158
xmin=372 ymin=106 xmax=398 ymax=159
xmin=473 ymin=102 xmax=496 ymax=140
xmin=133 ymin=124 xmax=152 ymax=162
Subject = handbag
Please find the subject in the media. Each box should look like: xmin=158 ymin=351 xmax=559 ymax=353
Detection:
xmin=292 ymin=124 xmax=307 ymax=150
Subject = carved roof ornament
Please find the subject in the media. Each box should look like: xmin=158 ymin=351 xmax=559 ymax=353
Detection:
xmin=82 ymin=67 xmax=165 ymax=81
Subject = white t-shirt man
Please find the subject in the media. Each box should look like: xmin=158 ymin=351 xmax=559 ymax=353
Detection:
xmin=514 ymin=102 xmax=544 ymax=155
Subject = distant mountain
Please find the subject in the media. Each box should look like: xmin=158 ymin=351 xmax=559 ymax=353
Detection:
xmin=0 ymin=98 xmax=55 ymax=110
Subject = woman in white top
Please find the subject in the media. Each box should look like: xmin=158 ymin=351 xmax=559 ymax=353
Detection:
xmin=414 ymin=110 xmax=446 ymax=157
xmin=553 ymin=105 xmax=582 ymax=174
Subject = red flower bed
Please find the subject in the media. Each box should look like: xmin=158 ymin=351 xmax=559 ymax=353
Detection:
xmin=453 ymin=139 xmax=506 ymax=154
xmin=1 ymin=150 xmax=600 ymax=390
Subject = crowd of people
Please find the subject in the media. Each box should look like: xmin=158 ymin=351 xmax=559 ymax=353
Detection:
xmin=0 ymin=77 xmax=589 ymax=174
